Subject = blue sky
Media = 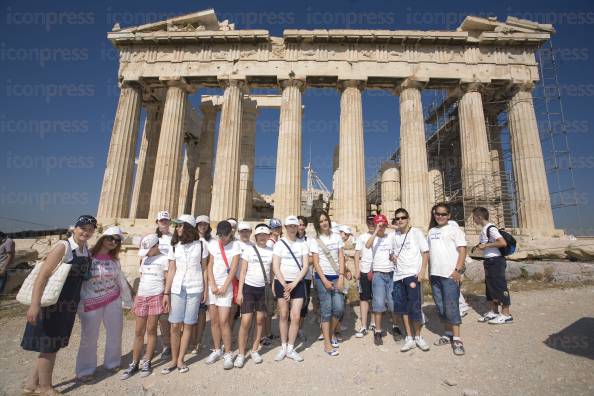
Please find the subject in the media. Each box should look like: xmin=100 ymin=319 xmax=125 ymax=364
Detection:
xmin=1 ymin=0 xmax=593 ymax=235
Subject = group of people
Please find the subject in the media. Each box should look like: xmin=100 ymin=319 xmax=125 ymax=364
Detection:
xmin=19 ymin=203 xmax=513 ymax=395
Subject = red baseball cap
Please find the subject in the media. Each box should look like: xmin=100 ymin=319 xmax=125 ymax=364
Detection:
xmin=373 ymin=214 xmax=388 ymax=225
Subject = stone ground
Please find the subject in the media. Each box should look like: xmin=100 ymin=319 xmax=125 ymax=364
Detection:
xmin=1 ymin=285 xmax=593 ymax=396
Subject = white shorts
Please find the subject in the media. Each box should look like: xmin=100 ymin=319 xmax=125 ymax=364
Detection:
xmin=208 ymin=284 xmax=233 ymax=307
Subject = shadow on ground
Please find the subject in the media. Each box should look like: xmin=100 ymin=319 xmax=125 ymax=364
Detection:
xmin=544 ymin=317 xmax=594 ymax=360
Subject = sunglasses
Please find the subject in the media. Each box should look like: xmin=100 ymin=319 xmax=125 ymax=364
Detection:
xmin=434 ymin=212 xmax=449 ymax=217
xmin=395 ymin=216 xmax=408 ymax=221
xmin=105 ymin=235 xmax=122 ymax=244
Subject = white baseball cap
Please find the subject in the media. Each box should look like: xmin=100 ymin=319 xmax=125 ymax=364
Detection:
xmin=284 ymin=215 xmax=299 ymax=226
xmin=104 ymin=226 xmax=124 ymax=237
xmin=156 ymin=211 xmax=171 ymax=221
xmin=238 ymin=222 xmax=251 ymax=231
xmin=138 ymin=234 xmax=159 ymax=257
xmin=173 ymin=214 xmax=196 ymax=228
xmin=254 ymin=225 xmax=271 ymax=235
xmin=339 ymin=225 xmax=352 ymax=235
xmin=196 ymin=215 xmax=210 ymax=225
xmin=227 ymin=218 xmax=238 ymax=228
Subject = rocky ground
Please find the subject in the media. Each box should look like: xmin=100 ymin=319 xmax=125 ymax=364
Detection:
xmin=1 ymin=284 xmax=593 ymax=396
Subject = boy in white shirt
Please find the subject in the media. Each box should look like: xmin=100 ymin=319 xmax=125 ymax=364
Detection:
xmin=472 ymin=207 xmax=513 ymax=324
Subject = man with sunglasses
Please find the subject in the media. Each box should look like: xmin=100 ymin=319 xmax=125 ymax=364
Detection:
xmin=427 ymin=203 xmax=467 ymax=356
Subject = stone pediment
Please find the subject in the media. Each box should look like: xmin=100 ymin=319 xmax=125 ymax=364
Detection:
xmin=458 ymin=15 xmax=555 ymax=34
xmin=113 ymin=8 xmax=229 ymax=33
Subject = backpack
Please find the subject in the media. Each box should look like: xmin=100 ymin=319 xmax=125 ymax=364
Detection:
xmin=487 ymin=225 xmax=517 ymax=256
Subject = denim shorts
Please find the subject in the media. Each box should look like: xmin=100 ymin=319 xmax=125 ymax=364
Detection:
xmin=392 ymin=276 xmax=423 ymax=323
xmin=371 ymin=271 xmax=394 ymax=313
xmin=169 ymin=287 xmax=202 ymax=325
xmin=314 ymin=278 xmax=345 ymax=323
xmin=430 ymin=276 xmax=461 ymax=325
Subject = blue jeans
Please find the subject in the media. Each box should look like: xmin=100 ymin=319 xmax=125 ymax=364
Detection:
xmin=314 ymin=278 xmax=345 ymax=323
xmin=430 ymin=276 xmax=461 ymax=325
xmin=371 ymin=271 xmax=394 ymax=313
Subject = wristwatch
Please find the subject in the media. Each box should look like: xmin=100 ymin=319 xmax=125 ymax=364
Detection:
xmin=455 ymin=266 xmax=466 ymax=275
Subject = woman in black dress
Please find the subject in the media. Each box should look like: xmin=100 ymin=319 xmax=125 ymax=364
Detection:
xmin=21 ymin=215 xmax=96 ymax=395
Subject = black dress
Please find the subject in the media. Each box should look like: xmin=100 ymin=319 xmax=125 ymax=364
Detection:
xmin=21 ymin=240 xmax=91 ymax=353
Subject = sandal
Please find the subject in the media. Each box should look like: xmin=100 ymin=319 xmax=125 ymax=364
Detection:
xmin=160 ymin=365 xmax=177 ymax=375
xmin=22 ymin=387 xmax=40 ymax=395
xmin=177 ymin=366 xmax=189 ymax=373
xmin=324 ymin=348 xmax=339 ymax=356
xmin=433 ymin=335 xmax=452 ymax=346
xmin=452 ymin=340 xmax=465 ymax=356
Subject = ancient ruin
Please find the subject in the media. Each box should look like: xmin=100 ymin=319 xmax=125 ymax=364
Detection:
xmin=97 ymin=9 xmax=560 ymax=236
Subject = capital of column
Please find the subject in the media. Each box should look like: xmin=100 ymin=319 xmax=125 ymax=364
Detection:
xmin=395 ymin=78 xmax=427 ymax=95
xmin=219 ymin=78 xmax=248 ymax=93
xmin=279 ymin=78 xmax=305 ymax=91
xmin=118 ymin=79 xmax=142 ymax=91
xmin=338 ymin=79 xmax=365 ymax=92
xmin=510 ymin=81 xmax=536 ymax=94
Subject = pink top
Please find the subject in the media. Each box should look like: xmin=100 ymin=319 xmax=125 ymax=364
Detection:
xmin=79 ymin=254 xmax=121 ymax=312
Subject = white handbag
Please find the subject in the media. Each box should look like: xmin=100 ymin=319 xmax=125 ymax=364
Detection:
xmin=16 ymin=240 xmax=73 ymax=307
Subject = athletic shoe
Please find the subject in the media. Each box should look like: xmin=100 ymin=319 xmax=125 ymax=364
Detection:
xmin=250 ymin=351 xmax=263 ymax=364
xmin=374 ymin=331 xmax=383 ymax=346
xmin=260 ymin=336 xmax=272 ymax=347
xmin=400 ymin=337 xmax=416 ymax=352
xmin=478 ymin=311 xmax=498 ymax=323
xmin=274 ymin=347 xmax=287 ymax=361
xmin=355 ymin=327 xmax=368 ymax=338
xmin=223 ymin=353 xmax=234 ymax=370
xmin=325 ymin=348 xmax=339 ymax=356
xmin=434 ymin=334 xmax=452 ymax=346
xmin=120 ymin=361 xmax=139 ymax=380
xmin=452 ymin=339 xmax=465 ymax=356
xmin=205 ymin=349 xmax=224 ymax=365
xmin=139 ymin=360 xmax=152 ymax=377
xmin=331 ymin=337 xmax=339 ymax=348
xmin=392 ymin=325 xmax=404 ymax=341
xmin=190 ymin=343 xmax=201 ymax=354
xmin=317 ymin=334 xmax=324 ymax=341
xmin=234 ymin=354 xmax=245 ymax=368
xmin=286 ymin=349 xmax=304 ymax=362
xmin=415 ymin=336 xmax=430 ymax=351
xmin=369 ymin=321 xmax=376 ymax=331
xmin=488 ymin=314 xmax=513 ymax=325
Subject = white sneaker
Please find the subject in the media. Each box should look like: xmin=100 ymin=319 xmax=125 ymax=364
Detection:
xmin=223 ymin=353 xmax=234 ymax=370
xmin=234 ymin=354 xmax=245 ymax=368
xmin=488 ymin=314 xmax=513 ymax=325
xmin=205 ymin=349 xmax=224 ymax=365
xmin=369 ymin=321 xmax=376 ymax=331
xmin=286 ymin=349 xmax=304 ymax=362
xmin=400 ymin=337 xmax=416 ymax=352
xmin=250 ymin=351 xmax=263 ymax=364
xmin=274 ymin=347 xmax=287 ymax=361
xmin=478 ymin=311 xmax=498 ymax=323
xmin=415 ymin=336 xmax=430 ymax=351
xmin=355 ymin=327 xmax=368 ymax=338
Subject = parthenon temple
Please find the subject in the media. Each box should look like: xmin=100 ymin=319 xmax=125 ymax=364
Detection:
xmin=97 ymin=8 xmax=560 ymax=237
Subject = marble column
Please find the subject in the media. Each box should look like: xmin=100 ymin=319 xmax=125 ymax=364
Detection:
xmin=428 ymin=168 xmax=444 ymax=207
xmin=507 ymin=84 xmax=555 ymax=235
xmin=210 ymin=80 xmax=245 ymax=221
xmin=238 ymin=99 xmax=258 ymax=220
xmin=380 ymin=163 xmax=401 ymax=217
xmin=458 ymin=83 xmax=494 ymax=230
xmin=486 ymin=110 xmax=507 ymax=227
xmin=338 ymin=80 xmax=366 ymax=228
xmin=148 ymin=82 xmax=188 ymax=217
xmin=97 ymin=82 xmax=142 ymax=221
xmin=129 ymin=102 xmax=163 ymax=219
xmin=192 ymin=103 xmax=218 ymax=215
xmin=330 ymin=145 xmax=341 ymax=219
xmin=398 ymin=79 xmax=430 ymax=230
xmin=274 ymin=79 xmax=304 ymax=220
xmin=178 ymin=137 xmax=200 ymax=216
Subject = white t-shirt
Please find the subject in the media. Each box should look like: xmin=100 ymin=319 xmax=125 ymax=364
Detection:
xmin=428 ymin=223 xmax=468 ymax=278
xmin=138 ymin=254 xmax=169 ymax=296
xmin=272 ymin=237 xmax=309 ymax=281
xmin=208 ymin=239 xmax=240 ymax=286
xmin=237 ymin=240 xmax=253 ymax=277
xmin=480 ymin=223 xmax=503 ymax=258
xmin=392 ymin=227 xmax=429 ymax=281
xmin=241 ymin=244 xmax=273 ymax=288
xmin=266 ymin=238 xmax=277 ymax=249
xmin=309 ymin=233 xmax=344 ymax=276
xmin=158 ymin=234 xmax=172 ymax=256
xmin=167 ymin=240 xmax=208 ymax=294
xmin=369 ymin=234 xmax=394 ymax=273
xmin=355 ymin=232 xmax=374 ymax=273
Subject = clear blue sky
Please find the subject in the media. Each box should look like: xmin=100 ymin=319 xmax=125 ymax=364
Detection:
xmin=1 ymin=0 xmax=593 ymax=235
